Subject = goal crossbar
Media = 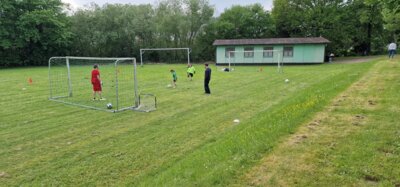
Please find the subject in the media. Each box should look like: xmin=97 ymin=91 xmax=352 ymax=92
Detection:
xmin=140 ymin=48 xmax=191 ymax=66
xmin=140 ymin=48 xmax=191 ymax=51
xmin=56 ymin=56 xmax=135 ymax=61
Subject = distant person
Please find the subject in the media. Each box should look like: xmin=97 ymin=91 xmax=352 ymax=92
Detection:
xmin=187 ymin=64 xmax=196 ymax=81
xmin=329 ymin=53 xmax=335 ymax=63
xmin=204 ymin=64 xmax=211 ymax=94
xmin=91 ymin=64 xmax=105 ymax=100
xmin=388 ymin=42 xmax=397 ymax=59
xmin=170 ymin=69 xmax=177 ymax=88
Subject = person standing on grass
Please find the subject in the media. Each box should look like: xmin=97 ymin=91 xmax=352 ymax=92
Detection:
xmin=170 ymin=69 xmax=177 ymax=88
xmin=204 ymin=63 xmax=211 ymax=94
xmin=91 ymin=64 xmax=105 ymax=100
xmin=388 ymin=42 xmax=397 ymax=59
xmin=187 ymin=64 xmax=196 ymax=81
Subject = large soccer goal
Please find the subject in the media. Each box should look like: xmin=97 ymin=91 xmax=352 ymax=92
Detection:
xmin=48 ymin=56 xmax=156 ymax=112
xmin=227 ymin=50 xmax=283 ymax=73
xmin=140 ymin=48 xmax=191 ymax=66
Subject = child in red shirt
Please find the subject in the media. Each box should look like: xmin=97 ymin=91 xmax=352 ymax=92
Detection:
xmin=91 ymin=64 xmax=105 ymax=100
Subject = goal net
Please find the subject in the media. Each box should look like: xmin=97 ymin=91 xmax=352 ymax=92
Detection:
xmin=48 ymin=56 xmax=156 ymax=112
xmin=227 ymin=50 xmax=283 ymax=73
xmin=137 ymin=94 xmax=157 ymax=112
xmin=140 ymin=48 xmax=191 ymax=66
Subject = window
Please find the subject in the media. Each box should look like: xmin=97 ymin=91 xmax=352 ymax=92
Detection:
xmin=225 ymin=47 xmax=235 ymax=58
xmin=244 ymin=47 xmax=254 ymax=58
xmin=263 ymin=47 xmax=274 ymax=58
xmin=283 ymin=47 xmax=293 ymax=57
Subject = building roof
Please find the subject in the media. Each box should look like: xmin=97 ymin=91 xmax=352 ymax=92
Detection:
xmin=213 ymin=37 xmax=330 ymax=46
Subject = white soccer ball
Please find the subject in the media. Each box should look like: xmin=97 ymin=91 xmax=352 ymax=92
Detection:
xmin=166 ymin=84 xmax=172 ymax=88
xmin=106 ymin=103 xmax=113 ymax=109
xmin=233 ymin=119 xmax=240 ymax=123
xmin=285 ymin=79 xmax=289 ymax=83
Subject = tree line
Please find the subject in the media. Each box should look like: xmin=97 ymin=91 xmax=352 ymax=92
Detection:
xmin=0 ymin=0 xmax=399 ymax=66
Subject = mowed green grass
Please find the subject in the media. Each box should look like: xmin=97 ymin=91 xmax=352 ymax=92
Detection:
xmin=0 ymin=61 xmax=375 ymax=186
xmin=241 ymin=57 xmax=400 ymax=186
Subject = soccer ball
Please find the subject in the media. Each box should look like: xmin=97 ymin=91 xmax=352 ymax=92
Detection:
xmin=166 ymin=84 xmax=172 ymax=88
xmin=233 ymin=119 xmax=240 ymax=123
xmin=285 ymin=79 xmax=290 ymax=83
xmin=106 ymin=103 xmax=113 ymax=109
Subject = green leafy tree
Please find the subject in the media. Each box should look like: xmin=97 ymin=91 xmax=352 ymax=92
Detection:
xmin=272 ymin=0 xmax=386 ymax=56
xmin=382 ymin=0 xmax=400 ymax=42
xmin=183 ymin=0 xmax=213 ymax=61
xmin=196 ymin=4 xmax=274 ymax=61
xmin=272 ymin=0 xmax=352 ymax=55
xmin=0 ymin=0 xmax=71 ymax=66
xmin=69 ymin=3 xmax=155 ymax=58
xmin=184 ymin=0 xmax=213 ymax=45
xmin=151 ymin=0 xmax=213 ymax=62
xmin=348 ymin=0 xmax=384 ymax=55
xmin=214 ymin=4 xmax=275 ymax=39
xmin=195 ymin=18 xmax=218 ymax=61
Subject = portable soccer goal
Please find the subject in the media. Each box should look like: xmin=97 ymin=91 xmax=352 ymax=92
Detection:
xmin=48 ymin=56 xmax=157 ymax=112
xmin=140 ymin=48 xmax=191 ymax=67
xmin=227 ymin=50 xmax=283 ymax=73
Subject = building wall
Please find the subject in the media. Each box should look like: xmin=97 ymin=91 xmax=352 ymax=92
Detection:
xmin=215 ymin=44 xmax=326 ymax=64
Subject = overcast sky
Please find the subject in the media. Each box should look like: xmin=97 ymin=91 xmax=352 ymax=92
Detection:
xmin=62 ymin=0 xmax=273 ymax=15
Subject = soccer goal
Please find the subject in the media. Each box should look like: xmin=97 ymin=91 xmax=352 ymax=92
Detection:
xmin=140 ymin=48 xmax=191 ymax=66
xmin=48 ymin=56 xmax=157 ymax=112
xmin=227 ymin=50 xmax=283 ymax=73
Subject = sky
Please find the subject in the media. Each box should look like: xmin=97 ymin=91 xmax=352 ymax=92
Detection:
xmin=61 ymin=0 xmax=273 ymax=15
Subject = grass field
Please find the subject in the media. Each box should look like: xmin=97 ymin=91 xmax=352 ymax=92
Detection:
xmin=0 ymin=58 xmax=398 ymax=186
xmin=242 ymin=58 xmax=400 ymax=186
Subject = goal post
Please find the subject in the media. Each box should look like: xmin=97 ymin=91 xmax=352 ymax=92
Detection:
xmin=140 ymin=48 xmax=191 ymax=66
xmin=227 ymin=50 xmax=283 ymax=73
xmin=48 ymin=56 xmax=156 ymax=112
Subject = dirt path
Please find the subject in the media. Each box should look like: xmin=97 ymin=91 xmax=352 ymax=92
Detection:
xmin=333 ymin=56 xmax=381 ymax=64
xmin=238 ymin=58 xmax=400 ymax=186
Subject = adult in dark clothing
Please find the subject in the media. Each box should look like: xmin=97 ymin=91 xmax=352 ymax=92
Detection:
xmin=204 ymin=63 xmax=211 ymax=94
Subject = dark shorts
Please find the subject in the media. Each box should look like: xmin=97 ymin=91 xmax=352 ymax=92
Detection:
xmin=188 ymin=73 xmax=194 ymax=77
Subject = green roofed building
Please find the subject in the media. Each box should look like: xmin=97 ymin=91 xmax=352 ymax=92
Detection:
xmin=212 ymin=37 xmax=330 ymax=64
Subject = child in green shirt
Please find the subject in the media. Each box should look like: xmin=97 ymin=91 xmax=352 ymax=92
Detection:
xmin=170 ymin=69 xmax=177 ymax=88
xmin=187 ymin=64 xmax=196 ymax=81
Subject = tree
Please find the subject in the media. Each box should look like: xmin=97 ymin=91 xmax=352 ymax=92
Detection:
xmin=0 ymin=0 xmax=71 ymax=66
xmin=349 ymin=0 xmax=384 ymax=55
xmin=69 ymin=3 xmax=155 ymax=58
xmin=183 ymin=0 xmax=213 ymax=61
xmin=271 ymin=0 xmax=387 ymax=56
xmin=382 ymin=0 xmax=400 ymax=42
xmin=271 ymin=0 xmax=302 ymax=37
xmin=183 ymin=0 xmax=213 ymax=46
xmin=195 ymin=18 xmax=218 ymax=61
xmin=214 ymin=4 xmax=274 ymax=39
xmin=194 ymin=4 xmax=274 ymax=61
